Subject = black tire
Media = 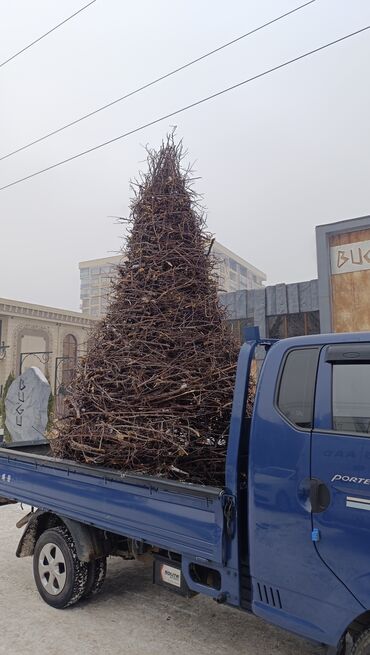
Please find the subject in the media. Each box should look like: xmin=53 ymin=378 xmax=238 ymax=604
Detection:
xmin=83 ymin=557 xmax=107 ymax=599
xmin=33 ymin=526 xmax=88 ymax=609
xmin=352 ymin=628 xmax=370 ymax=655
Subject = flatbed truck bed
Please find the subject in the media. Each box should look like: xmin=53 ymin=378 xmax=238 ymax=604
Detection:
xmin=0 ymin=442 xmax=226 ymax=581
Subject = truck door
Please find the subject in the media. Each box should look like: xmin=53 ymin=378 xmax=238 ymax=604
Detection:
xmin=250 ymin=340 xmax=364 ymax=646
xmin=311 ymin=342 xmax=370 ymax=608
xmin=250 ymin=345 xmax=353 ymax=617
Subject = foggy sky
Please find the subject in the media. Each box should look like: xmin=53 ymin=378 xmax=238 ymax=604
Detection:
xmin=1 ymin=0 xmax=370 ymax=311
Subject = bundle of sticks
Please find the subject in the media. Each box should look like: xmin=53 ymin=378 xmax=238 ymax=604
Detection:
xmin=52 ymin=135 xmax=247 ymax=485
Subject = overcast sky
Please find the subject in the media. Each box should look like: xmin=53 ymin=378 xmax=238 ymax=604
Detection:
xmin=1 ymin=0 xmax=370 ymax=311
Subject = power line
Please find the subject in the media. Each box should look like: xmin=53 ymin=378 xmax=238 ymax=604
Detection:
xmin=0 ymin=24 xmax=368 ymax=193
xmin=0 ymin=0 xmax=317 ymax=162
xmin=0 ymin=0 xmax=96 ymax=69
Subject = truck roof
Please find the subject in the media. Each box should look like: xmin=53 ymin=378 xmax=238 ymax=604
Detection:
xmin=268 ymin=331 xmax=370 ymax=349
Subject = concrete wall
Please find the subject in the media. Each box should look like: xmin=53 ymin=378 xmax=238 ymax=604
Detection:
xmin=220 ymin=279 xmax=319 ymax=337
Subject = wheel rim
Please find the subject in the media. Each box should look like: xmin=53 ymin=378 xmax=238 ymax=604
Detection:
xmin=38 ymin=543 xmax=67 ymax=595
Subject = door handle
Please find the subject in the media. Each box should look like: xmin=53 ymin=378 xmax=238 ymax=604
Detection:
xmin=309 ymin=478 xmax=330 ymax=513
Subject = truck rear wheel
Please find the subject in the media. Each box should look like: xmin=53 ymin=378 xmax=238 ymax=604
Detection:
xmin=33 ymin=526 xmax=88 ymax=609
xmin=83 ymin=557 xmax=107 ymax=599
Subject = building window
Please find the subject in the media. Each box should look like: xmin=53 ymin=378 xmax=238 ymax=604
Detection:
xmin=277 ymin=348 xmax=319 ymax=428
xmin=80 ymin=268 xmax=90 ymax=279
xmin=62 ymin=334 xmax=77 ymax=386
xmin=268 ymin=311 xmax=320 ymax=339
xmin=227 ymin=318 xmax=255 ymax=342
xmin=306 ymin=311 xmax=320 ymax=334
xmin=287 ymin=313 xmax=305 ymax=337
xmin=268 ymin=315 xmax=286 ymax=339
xmin=332 ymin=363 xmax=370 ymax=434
xmin=229 ymin=258 xmax=238 ymax=271
xmin=102 ymin=275 xmax=113 ymax=284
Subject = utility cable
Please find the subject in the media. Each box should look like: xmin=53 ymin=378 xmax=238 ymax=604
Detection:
xmin=0 ymin=0 xmax=96 ymax=69
xmin=0 ymin=24 xmax=368 ymax=193
xmin=0 ymin=0 xmax=317 ymax=161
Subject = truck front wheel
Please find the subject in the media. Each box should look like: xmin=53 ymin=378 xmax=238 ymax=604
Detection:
xmin=350 ymin=627 xmax=370 ymax=655
xmin=33 ymin=526 xmax=88 ymax=609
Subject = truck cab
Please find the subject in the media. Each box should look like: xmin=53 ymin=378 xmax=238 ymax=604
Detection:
xmin=247 ymin=331 xmax=370 ymax=652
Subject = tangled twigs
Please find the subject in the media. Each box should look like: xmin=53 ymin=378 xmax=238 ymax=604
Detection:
xmin=51 ymin=134 xmax=246 ymax=485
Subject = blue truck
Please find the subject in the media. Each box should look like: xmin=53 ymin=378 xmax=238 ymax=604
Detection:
xmin=1 ymin=329 xmax=370 ymax=655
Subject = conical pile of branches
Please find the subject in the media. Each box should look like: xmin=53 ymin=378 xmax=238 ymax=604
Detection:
xmin=52 ymin=135 xmax=243 ymax=485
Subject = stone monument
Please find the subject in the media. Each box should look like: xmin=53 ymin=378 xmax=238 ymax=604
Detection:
xmin=5 ymin=367 xmax=51 ymax=445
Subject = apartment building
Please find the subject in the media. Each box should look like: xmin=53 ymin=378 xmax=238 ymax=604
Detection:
xmin=79 ymin=243 xmax=266 ymax=317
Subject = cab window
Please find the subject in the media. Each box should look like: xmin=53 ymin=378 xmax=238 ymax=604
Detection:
xmin=277 ymin=348 xmax=319 ymax=429
xmin=332 ymin=364 xmax=370 ymax=434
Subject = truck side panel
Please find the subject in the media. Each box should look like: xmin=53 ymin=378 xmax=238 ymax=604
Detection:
xmin=0 ymin=451 xmax=224 ymax=564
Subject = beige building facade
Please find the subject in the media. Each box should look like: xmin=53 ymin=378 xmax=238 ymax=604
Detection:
xmin=79 ymin=243 xmax=266 ymax=317
xmin=0 ymin=298 xmax=95 ymax=397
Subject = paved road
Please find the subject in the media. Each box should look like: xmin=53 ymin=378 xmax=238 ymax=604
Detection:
xmin=0 ymin=504 xmax=325 ymax=655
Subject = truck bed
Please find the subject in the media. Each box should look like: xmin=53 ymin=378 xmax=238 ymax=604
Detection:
xmin=0 ymin=444 xmax=225 ymax=564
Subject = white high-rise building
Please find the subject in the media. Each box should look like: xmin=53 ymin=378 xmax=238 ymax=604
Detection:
xmin=79 ymin=243 xmax=266 ymax=317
